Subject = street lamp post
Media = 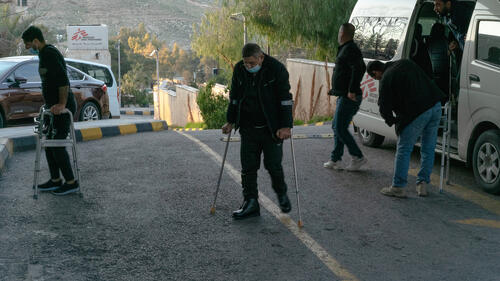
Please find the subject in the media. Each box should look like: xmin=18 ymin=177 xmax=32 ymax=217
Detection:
xmin=149 ymin=48 xmax=160 ymax=120
xmin=116 ymin=39 xmax=121 ymax=107
xmin=230 ymin=12 xmax=247 ymax=45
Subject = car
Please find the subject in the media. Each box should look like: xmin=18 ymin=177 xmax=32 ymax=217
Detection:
xmin=65 ymin=58 xmax=120 ymax=118
xmin=0 ymin=56 xmax=110 ymax=128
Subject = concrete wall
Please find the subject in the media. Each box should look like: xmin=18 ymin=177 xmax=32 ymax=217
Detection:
xmin=157 ymin=85 xmax=203 ymax=127
xmin=287 ymin=58 xmax=337 ymax=122
xmin=156 ymin=83 xmax=228 ymax=127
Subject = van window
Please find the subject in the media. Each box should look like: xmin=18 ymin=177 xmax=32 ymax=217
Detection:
xmin=87 ymin=65 xmax=113 ymax=87
xmin=352 ymin=17 xmax=408 ymax=61
xmin=477 ymin=21 xmax=500 ymax=67
xmin=68 ymin=67 xmax=85 ymax=81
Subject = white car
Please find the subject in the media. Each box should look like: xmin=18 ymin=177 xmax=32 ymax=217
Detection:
xmin=65 ymin=58 xmax=120 ymax=118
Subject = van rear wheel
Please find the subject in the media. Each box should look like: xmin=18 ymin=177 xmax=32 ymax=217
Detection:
xmin=358 ymin=128 xmax=385 ymax=147
xmin=473 ymin=130 xmax=500 ymax=194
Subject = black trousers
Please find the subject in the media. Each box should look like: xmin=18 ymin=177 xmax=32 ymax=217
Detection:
xmin=45 ymin=114 xmax=74 ymax=181
xmin=239 ymin=126 xmax=287 ymax=200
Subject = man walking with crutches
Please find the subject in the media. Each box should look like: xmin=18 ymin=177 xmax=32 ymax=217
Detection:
xmin=222 ymin=43 xmax=294 ymax=220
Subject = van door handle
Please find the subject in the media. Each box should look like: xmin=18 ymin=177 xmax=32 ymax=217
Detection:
xmin=469 ymin=74 xmax=480 ymax=82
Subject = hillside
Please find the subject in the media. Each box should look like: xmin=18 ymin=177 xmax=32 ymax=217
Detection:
xmin=33 ymin=0 xmax=214 ymax=48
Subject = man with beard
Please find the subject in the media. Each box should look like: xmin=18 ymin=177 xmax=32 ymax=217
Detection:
xmin=433 ymin=0 xmax=474 ymax=50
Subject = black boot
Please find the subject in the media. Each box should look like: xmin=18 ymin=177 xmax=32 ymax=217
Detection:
xmin=232 ymin=198 xmax=260 ymax=220
xmin=278 ymin=193 xmax=291 ymax=213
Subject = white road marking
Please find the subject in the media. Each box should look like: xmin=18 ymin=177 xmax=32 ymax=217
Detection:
xmin=178 ymin=131 xmax=358 ymax=281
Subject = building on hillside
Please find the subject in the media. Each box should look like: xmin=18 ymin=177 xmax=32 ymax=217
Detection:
xmin=65 ymin=24 xmax=111 ymax=67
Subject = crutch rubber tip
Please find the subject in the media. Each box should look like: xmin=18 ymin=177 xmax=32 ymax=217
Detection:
xmin=297 ymin=220 xmax=304 ymax=228
xmin=210 ymin=206 xmax=216 ymax=215
xmin=33 ymin=194 xmax=38 ymax=200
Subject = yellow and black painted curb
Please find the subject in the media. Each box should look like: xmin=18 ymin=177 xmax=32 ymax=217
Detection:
xmin=120 ymin=109 xmax=154 ymax=116
xmin=4 ymin=121 xmax=168 ymax=154
xmin=170 ymin=128 xmax=205 ymax=132
xmin=298 ymin=121 xmax=332 ymax=127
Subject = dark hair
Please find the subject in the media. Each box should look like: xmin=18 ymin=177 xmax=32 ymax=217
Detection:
xmin=366 ymin=60 xmax=385 ymax=76
xmin=22 ymin=26 xmax=45 ymax=43
xmin=435 ymin=0 xmax=453 ymax=3
xmin=242 ymin=43 xmax=263 ymax=58
xmin=341 ymin=22 xmax=355 ymax=38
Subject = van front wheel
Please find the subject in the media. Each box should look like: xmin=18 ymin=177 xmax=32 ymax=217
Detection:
xmin=358 ymin=128 xmax=385 ymax=147
xmin=473 ymin=130 xmax=500 ymax=194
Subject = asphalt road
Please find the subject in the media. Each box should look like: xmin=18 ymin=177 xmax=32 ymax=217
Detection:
xmin=1 ymin=125 xmax=499 ymax=281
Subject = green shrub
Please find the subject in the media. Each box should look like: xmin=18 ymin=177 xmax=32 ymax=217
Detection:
xmin=185 ymin=122 xmax=206 ymax=129
xmin=196 ymin=81 xmax=229 ymax=129
xmin=308 ymin=115 xmax=333 ymax=124
xmin=293 ymin=120 xmax=305 ymax=126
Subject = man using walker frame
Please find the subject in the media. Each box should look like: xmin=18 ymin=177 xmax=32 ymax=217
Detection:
xmin=222 ymin=43 xmax=294 ymax=220
xmin=23 ymin=26 xmax=80 ymax=195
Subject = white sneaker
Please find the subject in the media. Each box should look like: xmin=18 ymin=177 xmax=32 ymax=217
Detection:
xmin=416 ymin=182 xmax=428 ymax=197
xmin=323 ymin=160 xmax=345 ymax=170
xmin=346 ymin=157 xmax=368 ymax=171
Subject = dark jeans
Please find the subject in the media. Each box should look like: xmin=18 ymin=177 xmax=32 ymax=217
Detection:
xmin=239 ymin=127 xmax=287 ymax=200
xmin=45 ymin=114 xmax=74 ymax=181
xmin=331 ymin=96 xmax=363 ymax=162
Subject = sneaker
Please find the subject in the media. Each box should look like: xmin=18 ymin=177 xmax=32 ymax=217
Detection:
xmin=416 ymin=182 xmax=428 ymax=197
xmin=51 ymin=181 xmax=79 ymax=196
xmin=323 ymin=160 xmax=345 ymax=170
xmin=35 ymin=179 xmax=63 ymax=192
xmin=380 ymin=186 xmax=407 ymax=198
xmin=346 ymin=157 xmax=368 ymax=171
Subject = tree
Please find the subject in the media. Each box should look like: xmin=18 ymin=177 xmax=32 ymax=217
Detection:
xmin=0 ymin=2 xmax=47 ymax=57
xmin=237 ymin=0 xmax=357 ymax=60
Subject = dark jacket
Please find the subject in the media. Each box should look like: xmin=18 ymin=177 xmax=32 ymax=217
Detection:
xmin=443 ymin=1 xmax=474 ymax=50
xmin=227 ymin=54 xmax=293 ymax=138
xmin=330 ymin=40 xmax=366 ymax=97
xmin=378 ymin=59 xmax=445 ymax=135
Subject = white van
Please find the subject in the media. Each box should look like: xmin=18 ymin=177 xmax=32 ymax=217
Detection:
xmin=65 ymin=58 xmax=120 ymax=118
xmin=350 ymin=0 xmax=500 ymax=193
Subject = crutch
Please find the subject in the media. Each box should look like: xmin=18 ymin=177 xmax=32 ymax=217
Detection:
xmin=439 ymin=102 xmax=449 ymax=194
xmin=290 ymin=129 xmax=303 ymax=228
xmin=210 ymin=129 xmax=232 ymax=214
xmin=439 ymin=55 xmax=454 ymax=193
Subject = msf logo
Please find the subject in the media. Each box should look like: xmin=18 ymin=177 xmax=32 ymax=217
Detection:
xmin=71 ymin=28 xmax=88 ymax=41
xmin=360 ymin=73 xmax=377 ymax=99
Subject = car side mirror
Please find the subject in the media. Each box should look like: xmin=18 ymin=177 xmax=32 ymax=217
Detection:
xmin=14 ymin=76 xmax=28 ymax=84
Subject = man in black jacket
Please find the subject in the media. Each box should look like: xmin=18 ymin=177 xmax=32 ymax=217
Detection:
xmin=367 ymin=59 xmax=444 ymax=198
xmin=324 ymin=23 xmax=367 ymax=171
xmin=22 ymin=26 xmax=79 ymax=195
xmin=222 ymin=43 xmax=293 ymax=220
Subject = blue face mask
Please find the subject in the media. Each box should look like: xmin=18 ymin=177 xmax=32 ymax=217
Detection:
xmin=29 ymin=48 xmax=39 ymax=55
xmin=247 ymin=64 xmax=261 ymax=73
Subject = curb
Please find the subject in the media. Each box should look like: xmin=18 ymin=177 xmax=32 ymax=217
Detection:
xmin=297 ymin=121 xmax=332 ymax=127
xmin=171 ymin=128 xmax=205 ymax=132
xmin=0 ymin=121 xmax=168 ymax=174
xmin=120 ymin=110 xmax=154 ymax=116
xmin=0 ymin=138 xmax=13 ymax=174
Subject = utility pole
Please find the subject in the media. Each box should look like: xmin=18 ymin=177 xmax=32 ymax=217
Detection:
xmin=150 ymin=48 xmax=160 ymax=120
xmin=117 ymin=39 xmax=121 ymax=107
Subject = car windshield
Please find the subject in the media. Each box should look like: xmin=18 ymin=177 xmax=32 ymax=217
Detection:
xmin=0 ymin=61 xmax=17 ymax=77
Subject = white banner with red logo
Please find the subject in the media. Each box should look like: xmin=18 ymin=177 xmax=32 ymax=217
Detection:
xmin=67 ymin=25 xmax=108 ymax=50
